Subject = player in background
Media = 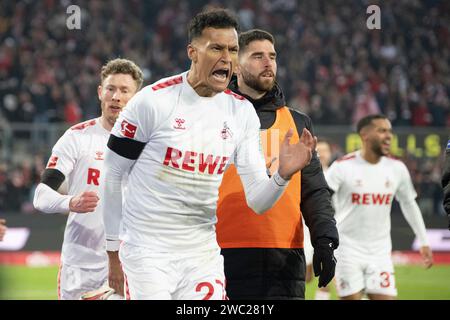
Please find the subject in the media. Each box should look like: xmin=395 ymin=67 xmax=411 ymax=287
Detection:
xmin=442 ymin=137 xmax=450 ymax=230
xmin=33 ymin=59 xmax=143 ymax=300
xmin=102 ymin=10 xmax=315 ymax=300
xmin=216 ymin=29 xmax=338 ymax=300
xmin=303 ymin=138 xmax=335 ymax=299
xmin=0 ymin=219 xmax=6 ymax=241
xmin=326 ymin=114 xmax=433 ymax=300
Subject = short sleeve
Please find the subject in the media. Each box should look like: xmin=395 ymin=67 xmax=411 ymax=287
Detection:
xmin=325 ymin=161 xmax=343 ymax=192
xmin=111 ymin=88 xmax=156 ymax=143
xmin=46 ymin=130 xmax=79 ymax=177
xmin=395 ymin=161 xmax=417 ymax=202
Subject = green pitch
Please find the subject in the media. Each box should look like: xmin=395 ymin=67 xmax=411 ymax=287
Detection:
xmin=0 ymin=265 xmax=449 ymax=300
xmin=0 ymin=266 xmax=59 ymax=300
xmin=306 ymin=264 xmax=450 ymax=300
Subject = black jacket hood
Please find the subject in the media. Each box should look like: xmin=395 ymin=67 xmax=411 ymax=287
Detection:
xmin=228 ymin=76 xmax=286 ymax=112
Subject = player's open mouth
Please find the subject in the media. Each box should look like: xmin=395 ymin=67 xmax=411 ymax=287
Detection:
xmin=382 ymin=141 xmax=391 ymax=148
xmin=110 ymin=105 xmax=121 ymax=112
xmin=212 ymin=69 xmax=229 ymax=82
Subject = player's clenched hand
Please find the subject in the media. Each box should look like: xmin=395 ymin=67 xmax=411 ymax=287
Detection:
xmin=313 ymin=238 xmax=337 ymax=288
xmin=420 ymin=246 xmax=433 ymax=269
xmin=108 ymin=251 xmax=124 ymax=297
xmin=0 ymin=219 xmax=6 ymax=241
xmin=69 ymin=191 xmax=99 ymax=213
xmin=278 ymin=128 xmax=316 ymax=180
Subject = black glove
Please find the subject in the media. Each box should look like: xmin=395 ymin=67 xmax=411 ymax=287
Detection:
xmin=313 ymin=238 xmax=337 ymax=288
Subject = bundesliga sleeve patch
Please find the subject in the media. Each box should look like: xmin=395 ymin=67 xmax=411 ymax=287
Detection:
xmin=46 ymin=155 xmax=58 ymax=168
xmin=120 ymin=119 xmax=138 ymax=139
xmin=447 ymin=139 xmax=450 ymax=150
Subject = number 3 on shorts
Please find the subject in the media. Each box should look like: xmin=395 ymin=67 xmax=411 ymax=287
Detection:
xmin=195 ymin=279 xmax=227 ymax=300
xmin=380 ymin=271 xmax=391 ymax=288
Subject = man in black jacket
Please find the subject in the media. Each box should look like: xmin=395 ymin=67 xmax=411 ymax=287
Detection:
xmin=443 ymin=138 xmax=450 ymax=230
xmin=216 ymin=29 xmax=338 ymax=299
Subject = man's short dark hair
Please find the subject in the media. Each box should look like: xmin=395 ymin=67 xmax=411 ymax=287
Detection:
xmin=188 ymin=9 xmax=239 ymax=42
xmin=239 ymin=29 xmax=275 ymax=53
xmin=356 ymin=114 xmax=389 ymax=133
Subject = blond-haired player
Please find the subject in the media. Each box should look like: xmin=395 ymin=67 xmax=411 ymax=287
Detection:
xmin=33 ymin=59 xmax=143 ymax=300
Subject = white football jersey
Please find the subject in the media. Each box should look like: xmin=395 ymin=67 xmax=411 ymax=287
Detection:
xmin=325 ymin=151 xmax=420 ymax=255
xmin=110 ymin=72 xmax=265 ymax=253
xmin=47 ymin=118 xmax=111 ymax=268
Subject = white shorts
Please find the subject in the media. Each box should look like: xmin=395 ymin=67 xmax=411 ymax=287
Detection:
xmin=58 ymin=263 xmax=108 ymax=300
xmin=120 ymin=242 xmax=227 ymax=300
xmin=334 ymin=251 xmax=397 ymax=298
xmin=302 ymin=223 xmax=314 ymax=266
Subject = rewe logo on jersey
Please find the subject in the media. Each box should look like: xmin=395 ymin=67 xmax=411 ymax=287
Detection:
xmin=120 ymin=120 xmax=137 ymax=139
xmin=87 ymin=168 xmax=100 ymax=185
xmin=163 ymin=147 xmax=229 ymax=175
xmin=351 ymin=193 xmax=393 ymax=205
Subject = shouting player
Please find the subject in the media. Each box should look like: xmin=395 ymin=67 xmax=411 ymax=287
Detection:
xmin=33 ymin=59 xmax=143 ymax=300
xmin=102 ymin=9 xmax=315 ymax=300
xmin=326 ymin=114 xmax=433 ymax=300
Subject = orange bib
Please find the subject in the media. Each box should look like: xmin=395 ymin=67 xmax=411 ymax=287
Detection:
xmin=216 ymin=107 xmax=303 ymax=248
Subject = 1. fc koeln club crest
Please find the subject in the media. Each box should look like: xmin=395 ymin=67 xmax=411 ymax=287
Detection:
xmin=221 ymin=122 xmax=233 ymax=140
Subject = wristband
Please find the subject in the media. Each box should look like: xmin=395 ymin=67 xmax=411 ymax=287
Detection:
xmin=273 ymin=171 xmax=290 ymax=186
xmin=106 ymin=239 xmax=121 ymax=251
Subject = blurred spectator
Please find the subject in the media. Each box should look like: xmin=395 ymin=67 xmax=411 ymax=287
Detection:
xmin=5 ymin=167 xmax=29 ymax=212
xmin=0 ymin=0 xmax=448 ymax=127
xmin=0 ymin=155 xmax=46 ymax=214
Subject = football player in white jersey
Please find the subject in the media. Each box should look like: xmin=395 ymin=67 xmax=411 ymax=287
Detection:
xmin=102 ymin=9 xmax=316 ymax=300
xmin=325 ymin=114 xmax=433 ymax=300
xmin=33 ymin=59 xmax=143 ymax=300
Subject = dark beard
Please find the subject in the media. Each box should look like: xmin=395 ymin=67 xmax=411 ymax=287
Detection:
xmin=373 ymin=141 xmax=387 ymax=156
xmin=241 ymin=69 xmax=275 ymax=93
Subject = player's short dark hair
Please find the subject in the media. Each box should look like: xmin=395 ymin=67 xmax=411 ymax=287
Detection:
xmin=356 ymin=114 xmax=389 ymax=133
xmin=101 ymin=58 xmax=144 ymax=90
xmin=188 ymin=8 xmax=239 ymax=42
xmin=239 ymin=29 xmax=275 ymax=54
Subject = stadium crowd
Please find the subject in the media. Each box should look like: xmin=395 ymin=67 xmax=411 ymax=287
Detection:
xmin=0 ymin=0 xmax=448 ymax=215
